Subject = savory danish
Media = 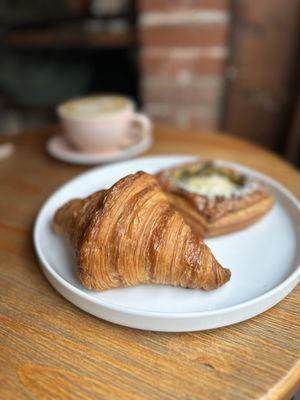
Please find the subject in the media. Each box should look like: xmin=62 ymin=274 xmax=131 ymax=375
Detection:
xmin=53 ymin=171 xmax=230 ymax=291
xmin=156 ymin=161 xmax=274 ymax=237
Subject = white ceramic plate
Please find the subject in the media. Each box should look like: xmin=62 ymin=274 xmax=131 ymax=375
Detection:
xmin=34 ymin=156 xmax=300 ymax=332
xmin=46 ymin=128 xmax=152 ymax=165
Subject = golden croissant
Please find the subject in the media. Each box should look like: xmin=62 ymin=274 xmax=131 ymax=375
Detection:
xmin=53 ymin=172 xmax=231 ymax=291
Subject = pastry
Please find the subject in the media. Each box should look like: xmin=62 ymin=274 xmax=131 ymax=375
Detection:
xmin=156 ymin=160 xmax=274 ymax=237
xmin=53 ymin=171 xmax=230 ymax=291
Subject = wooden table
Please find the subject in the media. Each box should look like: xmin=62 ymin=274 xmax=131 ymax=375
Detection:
xmin=1 ymin=125 xmax=299 ymax=400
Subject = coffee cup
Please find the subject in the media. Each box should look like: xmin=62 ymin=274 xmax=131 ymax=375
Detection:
xmin=57 ymin=95 xmax=151 ymax=153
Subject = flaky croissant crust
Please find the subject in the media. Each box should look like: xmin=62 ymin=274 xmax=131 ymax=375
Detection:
xmin=53 ymin=172 xmax=230 ymax=291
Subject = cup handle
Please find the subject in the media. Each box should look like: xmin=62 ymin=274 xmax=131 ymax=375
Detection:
xmin=120 ymin=113 xmax=152 ymax=148
xmin=130 ymin=113 xmax=152 ymax=137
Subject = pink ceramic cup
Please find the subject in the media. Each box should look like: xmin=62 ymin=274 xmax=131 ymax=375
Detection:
xmin=57 ymin=95 xmax=151 ymax=153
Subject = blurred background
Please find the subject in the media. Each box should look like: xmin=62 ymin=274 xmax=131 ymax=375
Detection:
xmin=0 ymin=0 xmax=299 ymax=165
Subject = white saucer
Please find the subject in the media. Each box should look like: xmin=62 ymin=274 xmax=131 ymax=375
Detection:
xmin=34 ymin=156 xmax=300 ymax=332
xmin=47 ymin=129 xmax=152 ymax=165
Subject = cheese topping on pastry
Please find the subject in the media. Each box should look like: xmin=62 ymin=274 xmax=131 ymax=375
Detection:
xmin=177 ymin=174 xmax=239 ymax=198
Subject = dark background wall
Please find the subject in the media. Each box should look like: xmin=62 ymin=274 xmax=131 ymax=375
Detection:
xmin=0 ymin=0 xmax=299 ymax=165
xmin=223 ymin=0 xmax=300 ymax=163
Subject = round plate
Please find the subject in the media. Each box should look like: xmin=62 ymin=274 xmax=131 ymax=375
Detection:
xmin=34 ymin=156 xmax=300 ymax=332
xmin=46 ymin=129 xmax=152 ymax=165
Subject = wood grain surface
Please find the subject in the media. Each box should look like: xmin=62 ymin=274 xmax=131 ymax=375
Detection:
xmin=0 ymin=124 xmax=299 ymax=400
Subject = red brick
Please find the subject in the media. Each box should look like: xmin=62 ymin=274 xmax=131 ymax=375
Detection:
xmin=144 ymin=103 xmax=219 ymax=129
xmin=141 ymin=77 xmax=222 ymax=107
xmin=140 ymin=52 xmax=226 ymax=77
xmin=186 ymin=112 xmax=219 ymax=129
xmin=139 ymin=0 xmax=230 ymax=12
xmin=192 ymin=57 xmax=225 ymax=75
xmin=153 ymin=113 xmax=218 ymax=129
xmin=139 ymin=24 xmax=229 ymax=47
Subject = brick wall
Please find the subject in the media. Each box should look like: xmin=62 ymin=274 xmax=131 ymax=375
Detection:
xmin=138 ymin=0 xmax=231 ymax=130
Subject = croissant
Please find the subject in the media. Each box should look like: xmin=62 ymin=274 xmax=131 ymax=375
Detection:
xmin=53 ymin=172 xmax=231 ymax=291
